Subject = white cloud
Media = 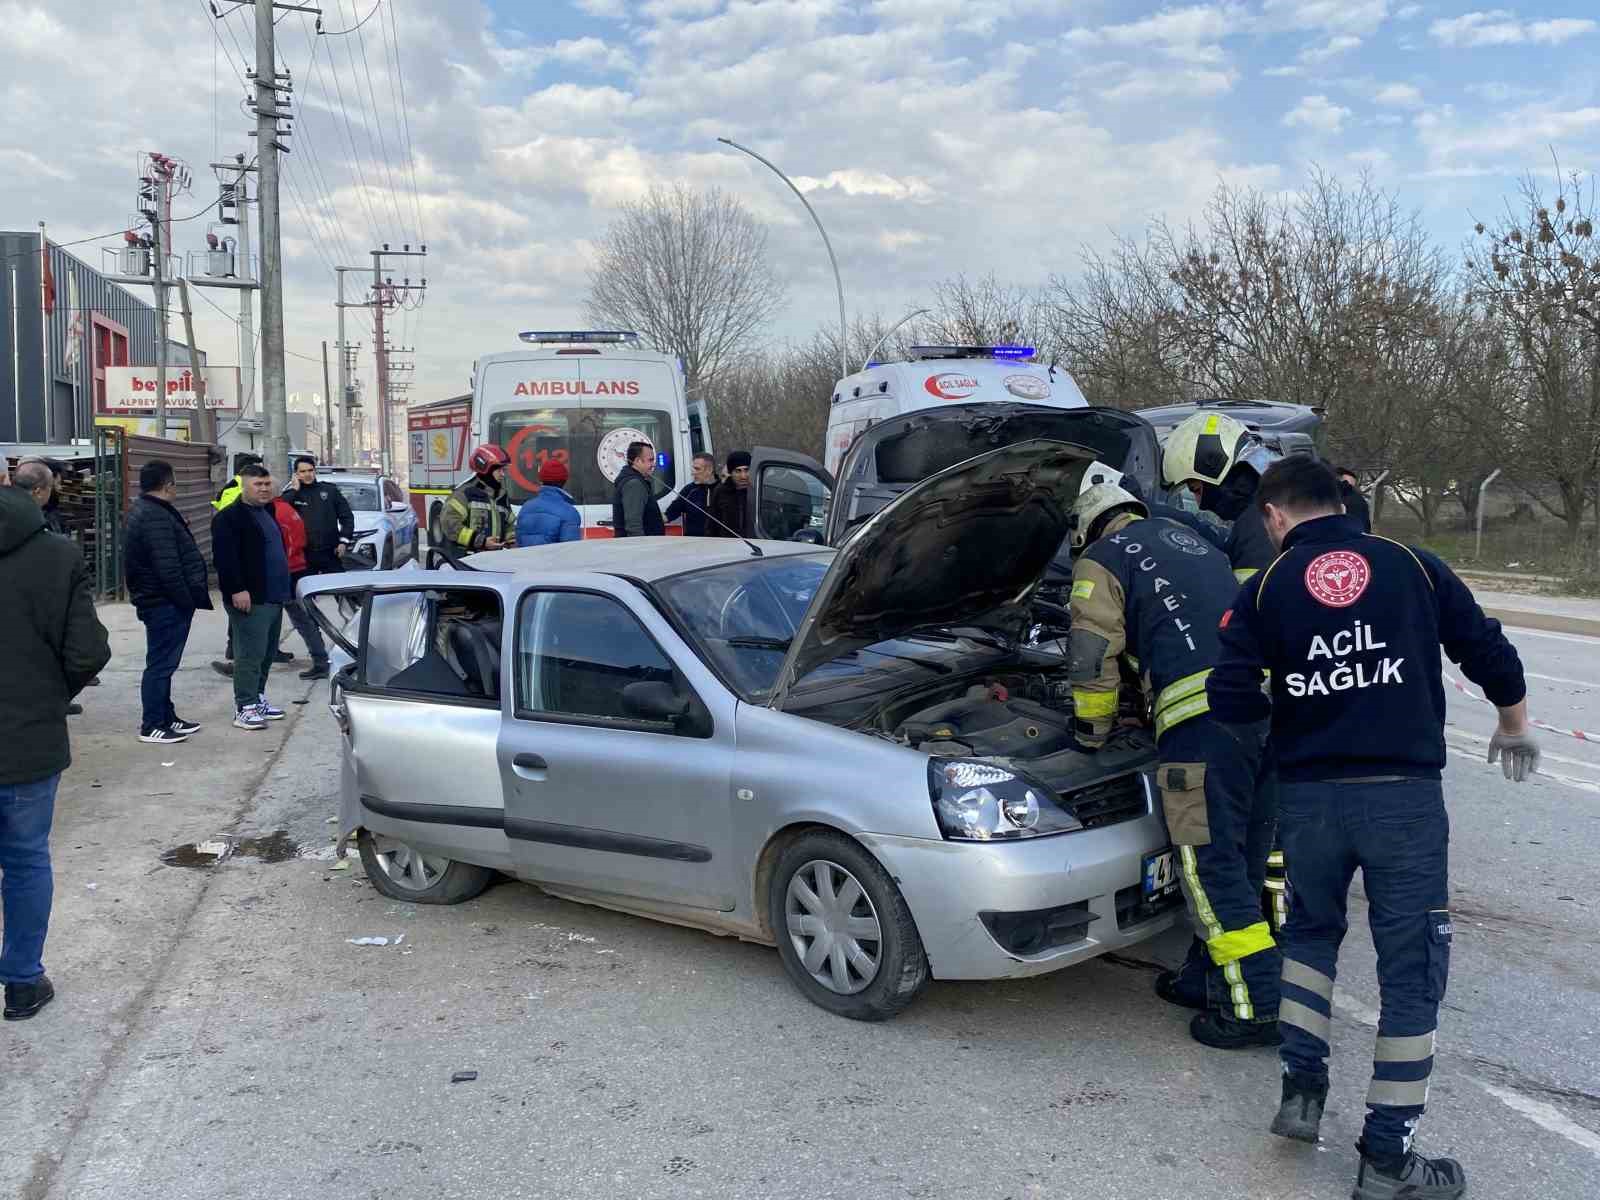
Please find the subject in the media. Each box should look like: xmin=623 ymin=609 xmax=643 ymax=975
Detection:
xmin=1373 ymin=82 xmax=1423 ymax=106
xmin=1463 ymin=80 xmax=1538 ymax=102
xmin=1283 ymin=94 xmax=1352 ymax=132
xmin=1263 ymin=64 xmax=1304 ymax=76
xmin=1063 ymin=5 xmax=1242 ymax=65
xmin=1430 ymin=10 xmax=1597 ymax=48
xmin=575 ymin=0 xmax=631 ymax=17
xmin=1300 ymin=33 xmax=1363 ymax=61
xmin=1101 ymin=66 xmax=1238 ymax=100
xmin=1260 ymin=1 xmax=1392 ymax=35
xmin=1395 ymin=4 xmax=1423 ymax=18
xmin=791 ymin=169 xmax=935 ymax=203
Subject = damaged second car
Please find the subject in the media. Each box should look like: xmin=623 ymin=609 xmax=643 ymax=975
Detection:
xmin=300 ymin=437 xmax=1183 ymax=1020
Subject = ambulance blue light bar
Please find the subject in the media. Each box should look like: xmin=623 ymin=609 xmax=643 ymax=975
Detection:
xmin=908 ymin=344 xmax=1035 ymax=361
xmin=518 ymin=330 xmax=640 ymax=344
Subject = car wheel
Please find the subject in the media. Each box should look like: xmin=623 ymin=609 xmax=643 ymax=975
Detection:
xmin=356 ymin=830 xmax=493 ymax=905
xmin=380 ymin=538 xmax=394 ymax=570
xmin=768 ymin=831 xmax=928 ymax=1021
xmin=427 ymin=502 xmax=442 ymax=547
xmin=410 ymin=526 xmax=420 ymax=562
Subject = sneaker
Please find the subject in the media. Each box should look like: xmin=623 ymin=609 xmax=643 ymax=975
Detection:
xmin=233 ymin=707 xmax=267 ymax=731
xmin=1189 ymin=1010 xmax=1283 ymax=1050
xmin=1269 ymin=1070 xmax=1328 ymax=1143
xmin=1155 ymin=968 xmax=1208 ymax=1012
xmin=66 ymin=703 xmax=83 ymax=716
xmin=211 ymin=660 xmax=234 ymax=678
xmin=299 ymin=662 xmax=330 ymax=680
xmin=255 ymin=696 xmax=285 ymax=721
xmin=139 ymin=725 xmax=189 ymax=744
xmin=3 ymin=975 xmax=55 ymax=1021
xmin=1353 ymin=1147 xmax=1466 ymax=1200
xmin=169 ymin=716 xmax=203 ymax=736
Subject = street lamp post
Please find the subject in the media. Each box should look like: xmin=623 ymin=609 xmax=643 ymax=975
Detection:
xmin=862 ymin=308 xmax=931 ymax=371
xmin=717 ymin=136 xmax=848 ymax=380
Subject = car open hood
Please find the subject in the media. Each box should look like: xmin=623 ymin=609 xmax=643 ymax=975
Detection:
xmin=768 ymin=438 xmax=1099 ymax=708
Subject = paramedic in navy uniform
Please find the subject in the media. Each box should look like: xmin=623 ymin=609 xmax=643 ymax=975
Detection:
xmin=1206 ymin=456 xmax=1539 ymax=1200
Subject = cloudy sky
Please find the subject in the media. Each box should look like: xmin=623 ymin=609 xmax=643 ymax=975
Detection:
xmin=4 ymin=1 xmax=1598 ymax=433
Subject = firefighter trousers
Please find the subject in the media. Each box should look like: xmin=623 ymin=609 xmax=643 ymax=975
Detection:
xmin=1156 ymin=716 xmax=1281 ymax=1021
xmin=1277 ymin=777 xmax=1451 ymax=1160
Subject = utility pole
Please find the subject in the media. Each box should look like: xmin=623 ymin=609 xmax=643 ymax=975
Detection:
xmin=320 ymin=340 xmax=334 ymax=464
xmin=335 ymin=265 xmax=375 ymax=467
xmin=250 ymin=0 xmax=296 ymax=471
xmin=370 ymin=243 xmax=426 ymax=477
xmin=212 ymin=157 xmax=258 ymax=431
xmin=177 ymin=280 xmax=216 ymax=444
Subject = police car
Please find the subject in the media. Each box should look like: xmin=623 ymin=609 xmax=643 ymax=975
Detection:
xmin=320 ymin=469 xmax=420 ymax=570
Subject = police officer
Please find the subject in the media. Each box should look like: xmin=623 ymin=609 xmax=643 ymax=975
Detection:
xmin=1068 ymin=482 xmax=1281 ymax=1050
xmin=285 ymin=456 xmax=355 ymax=575
xmin=439 ymin=444 xmax=515 ymax=556
xmin=1207 ymin=457 xmax=1537 ymax=1200
xmin=1162 ymin=411 xmax=1277 ymax=580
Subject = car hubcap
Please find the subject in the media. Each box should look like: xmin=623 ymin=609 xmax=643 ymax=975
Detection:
xmin=785 ymin=859 xmax=882 ymax=994
xmin=370 ymin=835 xmax=450 ymax=892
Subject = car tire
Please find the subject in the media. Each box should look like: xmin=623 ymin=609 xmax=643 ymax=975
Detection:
xmin=768 ymin=830 xmax=928 ymax=1021
xmin=356 ymin=829 xmax=494 ymax=905
xmin=380 ymin=538 xmax=394 ymax=570
xmin=427 ymin=502 xmax=442 ymax=548
xmin=410 ymin=527 xmax=420 ymax=563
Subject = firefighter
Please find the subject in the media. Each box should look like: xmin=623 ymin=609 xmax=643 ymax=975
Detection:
xmin=1208 ymin=456 xmax=1537 ymax=1200
xmin=439 ymin=444 xmax=516 ymax=555
xmin=1068 ymin=481 xmax=1281 ymax=1049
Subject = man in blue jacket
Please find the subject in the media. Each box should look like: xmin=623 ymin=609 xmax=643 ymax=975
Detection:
xmin=211 ymin=464 xmax=292 ymax=731
xmin=1208 ymin=456 xmax=1538 ymax=1200
xmin=516 ymin=460 xmax=582 ymax=546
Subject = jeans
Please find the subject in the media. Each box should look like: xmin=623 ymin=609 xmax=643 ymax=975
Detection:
xmin=227 ymin=602 xmax=284 ymax=711
xmin=284 ymin=572 xmax=328 ymax=664
xmin=1158 ymin=717 xmax=1281 ymax=1020
xmin=138 ymin=603 xmax=194 ymax=732
xmin=1277 ymin=778 xmax=1450 ymax=1160
xmin=0 ymin=773 xmax=59 ymax=984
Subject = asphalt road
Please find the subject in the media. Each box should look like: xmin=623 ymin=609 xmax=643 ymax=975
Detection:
xmin=4 ymin=611 xmax=1597 ymax=1200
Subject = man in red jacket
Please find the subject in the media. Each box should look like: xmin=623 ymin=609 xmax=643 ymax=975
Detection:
xmin=270 ymin=495 xmax=329 ymax=678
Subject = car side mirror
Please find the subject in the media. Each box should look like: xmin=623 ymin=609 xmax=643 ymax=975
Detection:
xmin=622 ymin=680 xmax=690 ymax=723
xmin=789 ymin=527 xmax=824 ymax=545
xmin=388 ymin=500 xmax=409 ymax=513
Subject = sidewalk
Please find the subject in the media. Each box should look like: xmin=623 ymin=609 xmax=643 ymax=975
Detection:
xmin=1471 ymin=588 xmax=1600 ymax=638
xmin=1 ymin=597 xmax=327 ymax=1200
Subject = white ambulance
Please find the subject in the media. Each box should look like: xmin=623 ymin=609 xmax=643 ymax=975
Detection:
xmin=822 ymin=345 xmax=1087 ymax=477
xmin=410 ymin=331 xmax=712 ymax=542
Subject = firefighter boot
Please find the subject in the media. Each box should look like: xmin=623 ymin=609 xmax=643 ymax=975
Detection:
xmin=1269 ymin=1070 xmax=1327 ymax=1143
xmin=1189 ymin=1010 xmax=1282 ymax=1050
xmin=1352 ymin=1145 xmax=1467 ymax=1200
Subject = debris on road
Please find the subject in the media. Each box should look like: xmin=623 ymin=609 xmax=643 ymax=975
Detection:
xmin=450 ymin=1070 xmax=478 ymax=1084
xmin=346 ymin=936 xmax=391 ymax=947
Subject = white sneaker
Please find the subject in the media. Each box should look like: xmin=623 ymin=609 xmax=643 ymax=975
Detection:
xmin=233 ymin=707 xmax=268 ymax=731
xmin=255 ymin=696 xmax=285 ymax=721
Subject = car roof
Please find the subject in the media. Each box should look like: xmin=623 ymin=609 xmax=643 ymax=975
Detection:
xmin=1135 ymin=399 xmax=1322 ymax=433
xmin=470 ymin=537 xmax=827 ymax=581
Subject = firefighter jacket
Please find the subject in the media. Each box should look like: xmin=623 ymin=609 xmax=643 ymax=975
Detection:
xmin=1208 ymin=514 xmax=1526 ymax=782
xmin=439 ymin=475 xmax=514 ymax=553
xmin=212 ymin=474 xmax=245 ymax=512
xmin=1067 ymin=513 xmax=1240 ymax=748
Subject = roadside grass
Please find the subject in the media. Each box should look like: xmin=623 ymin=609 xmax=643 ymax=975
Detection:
xmin=1375 ymin=513 xmax=1597 ymax=585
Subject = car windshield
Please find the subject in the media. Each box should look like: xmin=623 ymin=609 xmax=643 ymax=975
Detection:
xmin=330 ymin=479 xmax=381 ymax=511
xmin=656 ymin=555 xmax=991 ymax=701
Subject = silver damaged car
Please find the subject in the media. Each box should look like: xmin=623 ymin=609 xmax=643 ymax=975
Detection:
xmin=301 ymin=438 xmax=1182 ymax=1020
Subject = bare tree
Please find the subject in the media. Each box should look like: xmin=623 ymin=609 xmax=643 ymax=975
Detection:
xmin=584 ymin=184 xmax=786 ymax=397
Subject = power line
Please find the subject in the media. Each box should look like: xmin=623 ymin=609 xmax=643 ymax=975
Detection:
xmin=381 ymin=0 xmax=425 ymax=245
xmin=289 ymin=14 xmax=365 ymax=273
xmin=321 ymin=0 xmax=382 ymax=35
xmin=189 ymin=279 xmax=325 ymax=364
xmin=317 ymin=21 xmax=384 ymax=246
xmin=344 ymin=0 xmax=408 ymax=237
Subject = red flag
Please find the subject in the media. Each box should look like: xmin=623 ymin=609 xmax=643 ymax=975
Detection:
xmin=41 ymin=239 xmax=56 ymax=315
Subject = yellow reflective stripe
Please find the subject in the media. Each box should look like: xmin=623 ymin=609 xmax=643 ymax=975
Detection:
xmin=456 ymin=526 xmax=477 ymax=548
xmin=1204 ymin=414 xmax=1219 ymax=434
xmin=1253 ymin=553 xmax=1289 ymax=609
xmin=1178 ymin=845 xmax=1222 ymax=941
xmin=1206 ymin=920 xmax=1275 ymax=965
xmin=1233 ymin=567 xmax=1258 ymax=582
xmin=1125 ymin=654 xmax=1140 ymax=673
xmin=1154 ymin=693 xmax=1210 ymax=738
xmin=1223 ymin=959 xmax=1253 ymax=1021
xmin=1071 ymin=579 xmax=1095 ymax=600
xmin=1280 ymin=997 xmax=1331 ymax=1043
xmin=1155 ymin=668 xmax=1211 ymax=714
xmin=1072 ymin=689 xmax=1118 ymax=718
xmin=1367 ymin=1078 xmax=1430 ymax=1108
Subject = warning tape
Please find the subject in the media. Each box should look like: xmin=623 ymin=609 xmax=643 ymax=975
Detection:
xmin=1441 ymin=670 xmax=1599 ymax=744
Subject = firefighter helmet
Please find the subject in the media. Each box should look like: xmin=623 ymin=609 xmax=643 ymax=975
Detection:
xmin=1162 ymin=411 xmax=1249 ymax=488
xmin=1071 ymin=482 xmax=1148 ymax=550
xmin=468 ymin=443 xmax=511 ymax=476
xmin=1079 ymin=460 xmax=1124 ymax=494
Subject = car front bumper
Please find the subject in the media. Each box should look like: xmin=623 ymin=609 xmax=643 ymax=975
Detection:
xmin=858 ymin=809 xmax=1181 ymax=981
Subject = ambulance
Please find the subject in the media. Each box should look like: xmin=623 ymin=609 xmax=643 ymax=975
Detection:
xmin=822 ymin=345 xmax=1087 ymax=477
xmin=406 ymin=331 xmax=712 ymax=542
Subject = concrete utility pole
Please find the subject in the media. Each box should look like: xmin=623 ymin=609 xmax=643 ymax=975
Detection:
xmin=212 ymin=158 xmax=259 ymax=428
xmin=369 ymin=244 xmax=426 ymax=477
xmin=152 ymin=182 xmax=169 ymax=439
xmin=177 ymin=281 xmax=216 ymax=444
xmin=252 ymin=0 xmax=294 ymax=470
xmin=334 ymin=267 xmax=368 ymax=467
xmin=320 ymin=340 xmax=334 ymax=464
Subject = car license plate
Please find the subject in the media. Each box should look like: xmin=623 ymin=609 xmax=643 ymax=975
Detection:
xmin=1142 ymin=848 xmax=1178 ymax=899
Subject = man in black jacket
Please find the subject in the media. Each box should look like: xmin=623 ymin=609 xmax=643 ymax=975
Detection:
xmin=0 ymin=477 xmax=112 ymax=1020
xmin=664 ymin=453 xmax=717 ymax=535
xmin=708 ymin=450 xmax=755 ymax=539
xmin=1336 ymin=467 xmax=1373 ymax=533
xmin=611 ymin=440 xmax=665 ymax=537
xmin=212 ymin=464 xmax=293 ymax=731
xmin=125 ymin=460 xmax=213 ymax=744
xmin=284 ymin=456 xmax=354 ymax=572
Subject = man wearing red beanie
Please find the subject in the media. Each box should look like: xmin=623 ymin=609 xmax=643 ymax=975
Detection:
xmin=515 ymin=458 xmax=583 ymax=546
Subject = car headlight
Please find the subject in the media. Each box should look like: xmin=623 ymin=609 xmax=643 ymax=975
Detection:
xmin=352 ymin=528 xmax=378 ymax=539
xmin=928 ymin=760 xmax=1084 ymax=841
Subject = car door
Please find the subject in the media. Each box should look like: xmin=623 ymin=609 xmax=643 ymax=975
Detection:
xmin=496 ymin=581 xmax=739 ymax=910
xmin=300 ymin=571 xmax=516 ymax=870
xmin=382 ymin=478 xmax=418 ymax=557
xmin=748 ymin=447 xmax=833 ymax=542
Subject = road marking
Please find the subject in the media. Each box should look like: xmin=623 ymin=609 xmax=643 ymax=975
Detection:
xmin=1445 ymin=745 xmax=1600 ymax=796
xmin=1445 ymin=728 xmax=1600 ymax=772
xmin=1523 ymin=671 xmax=1600 ymax=690
xmin=1475 ymin=1083 xmax=1600 ymax=1161
xmin=1506 ymin=629 xmax=1600 ymax=647
xmin=1333 ymin=1000 xmax=1600 ymax=1161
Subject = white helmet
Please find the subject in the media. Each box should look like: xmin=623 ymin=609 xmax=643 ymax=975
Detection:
xmin=1079 ymin=460 xmax=1124 ymax=494
xmin=1071 ymin=481 xmax=1148 ymax=550
xmin=1162 ymin=411 xmax=1249 ymax=488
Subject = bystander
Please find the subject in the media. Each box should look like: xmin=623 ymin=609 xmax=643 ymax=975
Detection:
xmin=211 ymin=464 xmax=291 ymax=732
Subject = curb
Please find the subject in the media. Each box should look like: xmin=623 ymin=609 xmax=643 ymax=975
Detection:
xmin=1482 ymin=606 xmax=1600 ymax=639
